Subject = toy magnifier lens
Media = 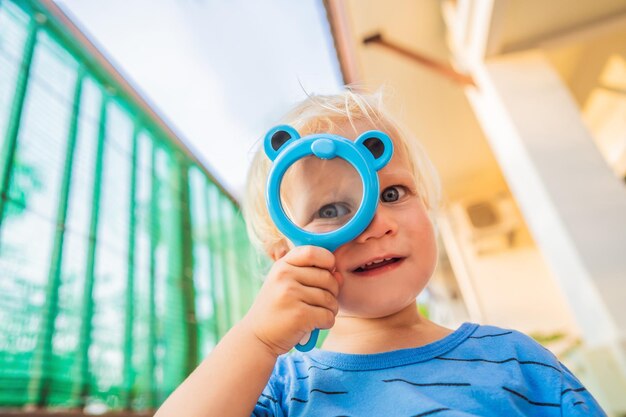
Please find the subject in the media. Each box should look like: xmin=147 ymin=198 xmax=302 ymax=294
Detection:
xmin=279 ymin=156 xmax=363 ymax=234
xmin=264 ymin=126 xmax=394 ymax=352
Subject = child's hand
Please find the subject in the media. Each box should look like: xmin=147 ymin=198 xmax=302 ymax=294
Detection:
xmin=242 ymin=245 xmax=342 ymax=357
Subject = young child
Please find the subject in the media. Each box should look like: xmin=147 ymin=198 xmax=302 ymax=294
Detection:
xmin=155 ymin=91 xmax=606 ymax=416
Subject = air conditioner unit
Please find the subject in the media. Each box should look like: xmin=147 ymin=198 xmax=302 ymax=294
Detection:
xmin=451 ymin=192 xmax=521 ymax=255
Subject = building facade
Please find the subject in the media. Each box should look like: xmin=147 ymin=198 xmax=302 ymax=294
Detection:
xmin=325 ymin=0 xmax=626 ymax=415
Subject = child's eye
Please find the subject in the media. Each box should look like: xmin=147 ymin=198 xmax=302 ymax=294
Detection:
xmin=380 ymin=185 xmax=407 ymax=203
xmin=317 ymin=202 xmax=351 ymax=219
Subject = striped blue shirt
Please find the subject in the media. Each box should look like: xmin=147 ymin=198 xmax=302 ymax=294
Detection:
xmin=253 ymin=323 xmax=606 ymax=416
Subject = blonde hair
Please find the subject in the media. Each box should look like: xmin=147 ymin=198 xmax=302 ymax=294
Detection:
xmin=243 ymin=89 xmax=441 ymax=255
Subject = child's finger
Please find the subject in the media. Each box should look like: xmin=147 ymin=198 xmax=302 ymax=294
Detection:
xmin=290 ymin=266 xmax=340 ymax=297
xmin=298 ymin=286 xmax=339 ymax=316
xmin=303 ymin=305 xmax=337 ymax=330
xmin=283 ymin=245 xmax=335 ymax=270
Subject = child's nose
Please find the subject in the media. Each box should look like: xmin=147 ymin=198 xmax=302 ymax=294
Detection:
xmin=354 ymin=205 xmax=397 ymax=243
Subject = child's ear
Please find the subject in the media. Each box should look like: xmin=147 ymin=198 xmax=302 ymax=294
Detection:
xmin=355 ymin=130 xmax=393 ymax=171
xmin=264 ymin=125 xmax=301 ymax=161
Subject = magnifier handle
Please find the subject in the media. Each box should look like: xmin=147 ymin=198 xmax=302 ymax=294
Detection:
xmin=295 ymin=328 xmax=320 ymax=352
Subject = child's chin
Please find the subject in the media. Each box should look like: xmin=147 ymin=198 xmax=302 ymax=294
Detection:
xmin=339 ymin=298 xmax=417 ymax=319
xmin=339 ymin=281 xmax=420 ymax=310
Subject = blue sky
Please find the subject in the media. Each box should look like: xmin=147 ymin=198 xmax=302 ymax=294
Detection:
xmin=54 ymin=0 xmax=344 ymax=199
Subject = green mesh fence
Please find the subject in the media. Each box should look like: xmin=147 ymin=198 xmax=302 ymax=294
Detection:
xmin=0 ymin=0 xmax=266 ymax=411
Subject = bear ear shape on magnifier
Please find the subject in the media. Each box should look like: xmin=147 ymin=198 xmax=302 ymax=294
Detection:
xmin=354 ymin=130 xmax=393 ymax=171
xmin=264 ymin=125 xmax=301 ymax=161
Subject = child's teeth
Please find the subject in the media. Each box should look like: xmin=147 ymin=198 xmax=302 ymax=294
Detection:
xmin=364 ymin=258 xmax=393 ymax=267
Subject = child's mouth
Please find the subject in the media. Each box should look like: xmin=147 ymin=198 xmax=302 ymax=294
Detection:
xmin=353 ymin=257 xmax=403 ymax=273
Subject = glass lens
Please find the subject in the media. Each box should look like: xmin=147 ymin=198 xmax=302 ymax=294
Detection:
xmin=279 ymin=156 xmax=363 ymax=233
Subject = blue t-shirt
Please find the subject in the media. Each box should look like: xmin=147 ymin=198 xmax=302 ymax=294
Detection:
xmin=253 ymin=323 xmax=606 ymax=416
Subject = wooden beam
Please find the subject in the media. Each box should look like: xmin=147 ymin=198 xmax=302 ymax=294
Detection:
xmin=363 ymin=33 xmax=476 ymax=87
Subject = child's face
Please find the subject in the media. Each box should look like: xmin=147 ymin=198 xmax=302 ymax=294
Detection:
xmin=282 ymin=120 xmax=438 ymax=319
xmin=332 ymin=120 xmax=437 ymax=319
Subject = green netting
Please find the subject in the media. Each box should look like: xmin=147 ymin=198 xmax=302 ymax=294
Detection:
xmin=130 ymin=131 xmax=155 ymax=409
xmin=0 ymin=0 xmax=264 ymax=411
xmin=188 ymin=167 xmax=221 ymax=359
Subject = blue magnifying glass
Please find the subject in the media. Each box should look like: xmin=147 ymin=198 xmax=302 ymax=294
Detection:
xmin=264 ymin=124 xmax=393 ymax=352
